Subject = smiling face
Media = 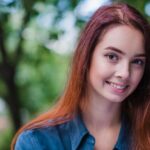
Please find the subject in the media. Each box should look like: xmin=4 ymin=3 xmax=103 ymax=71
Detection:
xmin=88 ymin=25 xmax=146 ymax=103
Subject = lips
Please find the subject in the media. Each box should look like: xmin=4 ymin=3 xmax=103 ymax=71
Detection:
xmin=106 ymin=81 xmax=128 ymax=91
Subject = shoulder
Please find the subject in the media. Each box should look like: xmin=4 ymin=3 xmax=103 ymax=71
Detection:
xmin=14 ymin=121 xmax=71 ymax=150
xmin=15 ymin=129 xmax=39 ymax=150
xmin=14 ymin=114 xmax=88 ymax=150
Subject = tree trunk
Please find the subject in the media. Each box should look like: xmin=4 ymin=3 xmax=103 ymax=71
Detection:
xmin=1 ymin=63 xmax=22 ymax=132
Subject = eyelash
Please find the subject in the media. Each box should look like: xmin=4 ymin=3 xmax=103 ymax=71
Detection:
xmin=105 ymin=53 xmax=119 ymax=62
xmin=105 ymin=53 xmax=145 ymax=66
xmin=132 ymin=59 xmax=145 ymax=66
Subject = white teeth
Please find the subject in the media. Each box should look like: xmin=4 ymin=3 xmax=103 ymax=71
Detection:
xmin=109 ymin=82 xmax=127 ymax=90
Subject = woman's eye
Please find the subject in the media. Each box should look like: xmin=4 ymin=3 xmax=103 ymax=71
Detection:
xmin=105 ymin=53 xmax=118 ymax=62
xmin=132 ymin=59 xmax=145 ymax=66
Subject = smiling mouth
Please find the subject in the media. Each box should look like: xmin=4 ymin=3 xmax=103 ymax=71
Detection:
xmin=106 ymin=81 xmax=129 ymax=90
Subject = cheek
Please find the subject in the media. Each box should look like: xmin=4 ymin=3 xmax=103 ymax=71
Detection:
xmin=131 ymin=70 xmax=144 ymax=87
xmin=88 ymin=53 xmax=114 ymax=85
xmin=89 ymin=62 xmax=112 ymax=84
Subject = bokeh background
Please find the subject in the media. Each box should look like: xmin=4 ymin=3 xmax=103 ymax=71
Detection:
xmin=0 ymin=0 xmax=150 ymax=149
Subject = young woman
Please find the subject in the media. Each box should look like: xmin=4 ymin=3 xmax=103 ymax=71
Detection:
xmin=11 ymin=3 xmax=150 ymax=150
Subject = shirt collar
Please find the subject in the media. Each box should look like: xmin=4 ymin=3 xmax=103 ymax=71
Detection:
xmin=67 ymin=113 xmax=131 ymax=150
xmin=68 ymin=113 xmax=89 ymax=150
xmin=115 ymin=115 xmax=132 ymax=150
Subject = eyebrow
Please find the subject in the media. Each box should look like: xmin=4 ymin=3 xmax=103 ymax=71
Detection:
xmin=105 ymin=46 xmax=146 ymax=57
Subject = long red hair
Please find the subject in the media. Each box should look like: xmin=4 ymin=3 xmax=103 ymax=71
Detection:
xmin=11 ymin=3 xmax=150 ymax=149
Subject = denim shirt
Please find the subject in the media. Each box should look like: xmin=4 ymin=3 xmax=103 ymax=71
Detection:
xmin=15 ymin=114 xmax=131 ymax=150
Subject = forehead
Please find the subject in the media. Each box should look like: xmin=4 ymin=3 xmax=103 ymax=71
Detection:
xmin=95 ymin=25 xmax=145 ymax=55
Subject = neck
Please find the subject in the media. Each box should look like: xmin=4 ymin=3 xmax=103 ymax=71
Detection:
xmin=81 ymin=95 xmax=122 ymax=130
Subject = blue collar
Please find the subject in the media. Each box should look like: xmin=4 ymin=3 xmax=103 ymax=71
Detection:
xmin=115 ymin=115 xmax=132 ymax=149
xmin=67 ymin=113 xmax=131 ymax=150
xmin=68 ymin=114 xmax=89 ymax=150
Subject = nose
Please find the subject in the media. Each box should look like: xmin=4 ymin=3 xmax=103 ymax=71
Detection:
xmin=115 ymin=62 xmax=130 ymax=80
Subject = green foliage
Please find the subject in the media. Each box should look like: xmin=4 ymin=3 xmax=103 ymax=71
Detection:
xmin=16 ymin=49 xmax=70 ymax=117
xmin=113 ymin=0 xmax=150 ymax=18
xmin=0 ymin=127 xmax=13 ymax=150
xmin=0 ymin=0 xmax=77 ymax=149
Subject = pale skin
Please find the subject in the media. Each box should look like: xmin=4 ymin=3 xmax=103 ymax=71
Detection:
xmin=82 ymin=25 xmax=146 ymax=150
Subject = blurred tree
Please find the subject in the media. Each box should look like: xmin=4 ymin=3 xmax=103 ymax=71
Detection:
xmin=113 ymin=0 xmax=150 ymax=17
xmin=0 ymin=0 xmax=81 ymax=133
